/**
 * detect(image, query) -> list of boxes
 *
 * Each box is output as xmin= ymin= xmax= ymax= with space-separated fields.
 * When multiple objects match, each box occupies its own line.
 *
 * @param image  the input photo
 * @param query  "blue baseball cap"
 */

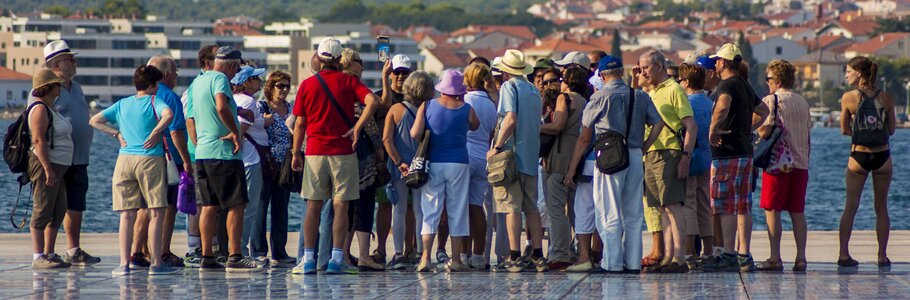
xmin=231 ymin=66 xmax=266 ymax=85
xmin=695 ymin=56 xmax=716 ymax=70
xmin=597 ymin=55 xmax=623 ymax=72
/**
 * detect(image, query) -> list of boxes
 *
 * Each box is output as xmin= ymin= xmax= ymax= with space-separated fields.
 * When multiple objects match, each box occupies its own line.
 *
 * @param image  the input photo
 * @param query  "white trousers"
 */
xmin=390 ymin=177 xmax=422 ymax=254
xmin=593 ymin=148 xmax=644 ymax=271
xmin=421 ymin=163 xmax=471 ymax=237
xmin=573 ymin=181 xmax=595 ymax=234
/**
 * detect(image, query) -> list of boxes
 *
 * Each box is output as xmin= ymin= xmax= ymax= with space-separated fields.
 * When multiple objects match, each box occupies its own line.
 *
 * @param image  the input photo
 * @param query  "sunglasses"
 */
xmin=275 ymin=83 xmax=291 ymax=90
xmin=543 ymin=78 xmax=561 ymax=85
xmin=765 ymin=77 xmax=775 ymax=82
xmin=392 ymin=70 xmax=411 ymax=76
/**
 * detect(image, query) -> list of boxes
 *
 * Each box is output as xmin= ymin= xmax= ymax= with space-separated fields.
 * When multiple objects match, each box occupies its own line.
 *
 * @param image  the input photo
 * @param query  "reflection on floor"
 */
xmin=1 ymin=257 xmax=908 ymax=299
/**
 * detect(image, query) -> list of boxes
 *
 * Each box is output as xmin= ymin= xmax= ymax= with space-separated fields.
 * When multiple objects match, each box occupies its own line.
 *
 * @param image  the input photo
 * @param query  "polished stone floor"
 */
xmin=1 ymin=257 xmax=908 ymax=299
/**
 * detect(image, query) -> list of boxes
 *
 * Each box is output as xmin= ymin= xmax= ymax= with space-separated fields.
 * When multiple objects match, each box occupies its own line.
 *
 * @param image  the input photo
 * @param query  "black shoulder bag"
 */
xmin=593 ymin=87 xmax=635 ymax=175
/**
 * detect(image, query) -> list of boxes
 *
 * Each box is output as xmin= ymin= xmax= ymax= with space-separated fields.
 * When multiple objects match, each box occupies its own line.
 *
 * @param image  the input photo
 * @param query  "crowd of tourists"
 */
xmin=18 ymin=37 xmax=896 ymax=275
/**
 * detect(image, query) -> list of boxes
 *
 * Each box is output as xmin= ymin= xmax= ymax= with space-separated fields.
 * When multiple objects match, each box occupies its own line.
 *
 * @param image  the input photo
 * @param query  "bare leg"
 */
xmin=646 ymin=232 xmax=664 ymax=261
xmin=592 ymin=232 xmax=603 ymax=252
xmin=839 ymin=158 xmax=867 ymax=261
xmin=526 ymin=212 xmax=544 ymax=249
xmin=147 ymin=207 xmax=166 ymax=267
xmin=303 ymin=200 xmax=324 ymax=249
xmin=505 ymin=213 xmax=522 ymax=252
xmin=665 ymin=204 xmax=686 ymax=263
xmin=437 ymin=213 xmax=449 ymax=253
xmin=118 ymin=210 xmax=137 ymax=266
xmin=162 ymin=204 xmax=177 ymax=255
xmin=469 ymin=205 xmax=486 ymax=256
xmin=199 ymin=206 xmax=218 ymax=257
xmin=226 ymin=204 xmax=246 ymax=256
xmin=63 ymin=210 xmax=83 ymax=251
xmin=574 ymin=234 xmax=592 ymax=264
xmin=871 ymin=159 xmax=892 ymax=263
xmin=701 ymin=236 xmax=714 ymax=256
xmin=737 ymin=213 xmax=753 ymax=255
xmin=31 ymin=227 xmax=45 ymax=255
xmin=451 ymin=237 xmax=464 ymax=264
xmin=375 ymin=203 xmax=392 ymax=256
xmin=720 ymin=215 xmax=737 ymax=254
xmin=406 ymin=205 xmax=416 ymax=254
xmin=43 ymin=227 xmax=59 ymax=255
xmin=765 ymin=210 xmax=782 ymax=261
xmin=332 ymin=200 xmax=349 ymax=249
xmin=661 ymin=211 xmax=673 ymax=265
xmin=131 ymin=209 xmax=149 ymax=257
xmin=420 ymin=234 xmax=436 ymax=266
xmin=790 ymin=212 xmax=807 ymax=261
xmin=713 ymin=215 xmax=724 ymax=249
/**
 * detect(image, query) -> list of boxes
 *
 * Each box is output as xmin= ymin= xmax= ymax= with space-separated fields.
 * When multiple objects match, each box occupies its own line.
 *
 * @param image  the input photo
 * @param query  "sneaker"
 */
xmin=162 ymin=253 xmax=185 ymax=268
xmin=111 ymin=265 xmax=130 ymax=276
xmin=738 ymin=254 xmax=756 ymax=272
xmin=46 ymin=254 xmax=72 ymax=268
xmin=271 ymin=257 xmax=297 ymax=268
xmin=685 ymin=256 xmax=697 ymax=270
xmin=129 ymin=253 xmax=150 ymax=269
xmin=446 ymin=261 xmax=471 ymax=272
xmin=702 ymin=254 xmax=739 ymax=272
xmin=184 ymin=248 xmax=202 ymax=268
xmin=65 ymin=249 xmax=101 ymax=266
xmin=467 ymin=255 xmax=486 ymax=270
xmin=149 ymin=265 xmax=182 ymax=275
xmin=388 ymin=253 xmax=409 ymax=270
xmin=226 ymin=256 xmax=265 ymax=273
xmin=199 ymin=257 xmax=225 ymax=272
xmin=216 ymin=255 xmax=228 ymax=264
xmin=254 ymin=256 xmax=270 ymax=268
xmin=370 ymin=249 xmax=387 ymax=265
xmin=327 ymin=260 xmax=358 ymax=275
xmin=520 ymin=245 xmax=532 ymax=262
xmin=528 ymin=256 xmax=549 ymax=272
xmin=491 ymin=261 xmax=506 ymax=272
xmin=32 ymin=255 xmax=65 ymax=269
xmin=504 ymin=258 xmax=525 ymax=273
xmin=661 ymin=262 xmax=690 ymax=273
xmin=358 ymin=257 xmax=386 ymax=272
xmin=292 ymin=260 xmax=316 ymax=275
xmin=694 ymin=255 xmax=713 ymax=270
xmin=565 ymin=261 xmax=592 ymax=273
xmin=435 ymin=251 xmax=450 ymax=270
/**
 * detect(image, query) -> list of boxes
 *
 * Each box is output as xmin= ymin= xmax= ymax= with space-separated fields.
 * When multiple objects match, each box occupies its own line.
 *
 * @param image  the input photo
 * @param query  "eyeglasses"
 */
xmin=543 ymin=78 xmax=561 ymax=85
xmin=392 ymin=70 xmax=411 ymax=76
xmin=275 ymin=83 xmax=290 ymax=90
xmin=765 ymin=77 xmax=775 ymax=82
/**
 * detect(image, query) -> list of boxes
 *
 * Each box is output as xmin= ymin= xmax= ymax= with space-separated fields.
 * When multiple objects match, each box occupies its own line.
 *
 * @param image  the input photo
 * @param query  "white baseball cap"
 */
xmin=391 ymin=54 xmax=412 ymax=71
xmin=317 ymin=38 xmax=342 ymax=60
xmin=554 ymin=51 xmax=591 ymax=70
xmin=43 ymin=40 xmax=78 ymax=64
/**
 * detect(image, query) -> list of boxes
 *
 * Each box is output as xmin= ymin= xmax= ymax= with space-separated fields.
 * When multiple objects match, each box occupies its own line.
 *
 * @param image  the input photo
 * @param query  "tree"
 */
xmin=611 ymin=29 xmax=622 ymax=59
xmin=44 ymin=5 xmax=71 ymax=17
xmin=324 ymin=0 xmax=368 ymax=21
xmin=100 ymin=0 xmax=145 ymax=18
xmin=262 ymin=5 xmax=298 ymax=24
xmin=872 ymin=18 xmax=910 ymax=36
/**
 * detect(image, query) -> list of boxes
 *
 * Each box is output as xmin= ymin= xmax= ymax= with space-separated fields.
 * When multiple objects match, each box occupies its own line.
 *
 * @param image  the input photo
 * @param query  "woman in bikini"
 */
xmin=837 ymin=56 xmax=895 ymax=267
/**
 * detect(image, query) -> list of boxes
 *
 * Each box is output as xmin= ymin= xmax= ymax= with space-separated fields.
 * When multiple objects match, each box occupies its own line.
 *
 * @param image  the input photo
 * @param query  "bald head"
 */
xmin=147 ymin=55 xmax=177 ymax=88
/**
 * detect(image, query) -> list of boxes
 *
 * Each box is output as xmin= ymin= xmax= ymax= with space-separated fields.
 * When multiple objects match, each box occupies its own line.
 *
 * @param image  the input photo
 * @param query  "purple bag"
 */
xmin=177 ymin=171 xmax=197 ymax=215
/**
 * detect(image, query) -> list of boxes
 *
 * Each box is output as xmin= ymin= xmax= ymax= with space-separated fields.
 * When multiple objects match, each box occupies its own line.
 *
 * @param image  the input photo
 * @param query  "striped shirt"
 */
xmin=762 ymin=90 xmax=811 ymax=170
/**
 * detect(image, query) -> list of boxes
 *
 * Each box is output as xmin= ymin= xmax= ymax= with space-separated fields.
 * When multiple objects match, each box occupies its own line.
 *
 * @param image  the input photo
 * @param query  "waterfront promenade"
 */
xmin=0 ymin=231 xmax=907 ymax=299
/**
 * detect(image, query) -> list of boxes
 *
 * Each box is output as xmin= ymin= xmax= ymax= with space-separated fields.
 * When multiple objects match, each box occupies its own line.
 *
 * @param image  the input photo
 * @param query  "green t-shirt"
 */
xmin=646 ymin=78 xmax=693 ymax=152
xmin=185 ymin=70 xmax=241 ymax=161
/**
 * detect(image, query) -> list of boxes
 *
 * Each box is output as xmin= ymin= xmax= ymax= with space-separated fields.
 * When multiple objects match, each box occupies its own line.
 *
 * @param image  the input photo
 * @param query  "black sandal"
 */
xmin=878 ymin=257 xmax=891 ymax=267
xmin=793 ymin=259 xmax=807 ymax=272
xmin=837 ymin=257 xmax=859 ymax=267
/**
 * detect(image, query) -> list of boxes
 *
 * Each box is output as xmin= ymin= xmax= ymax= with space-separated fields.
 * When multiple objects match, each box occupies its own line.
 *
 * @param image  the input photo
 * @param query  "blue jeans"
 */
xmin=260 ymin=177 xmax=291 ymax=260
xmin=240 ymin=163 xmax=265 ymax=257
xmin=296 ymin=198 xmax=333 ymax=267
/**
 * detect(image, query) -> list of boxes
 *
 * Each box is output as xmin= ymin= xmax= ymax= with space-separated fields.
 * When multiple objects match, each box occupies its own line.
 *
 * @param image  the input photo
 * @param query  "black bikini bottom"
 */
xmin=851 ymin=150 xmax=891 ymax=172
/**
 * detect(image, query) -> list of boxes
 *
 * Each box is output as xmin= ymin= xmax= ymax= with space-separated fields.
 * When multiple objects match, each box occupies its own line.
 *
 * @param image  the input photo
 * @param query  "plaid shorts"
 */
xmin=710 ymin=157 xmax=753 ymax=215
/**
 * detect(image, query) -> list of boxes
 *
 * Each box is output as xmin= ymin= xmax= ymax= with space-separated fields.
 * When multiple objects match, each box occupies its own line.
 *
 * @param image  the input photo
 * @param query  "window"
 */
xmin=74 ymin=75 xmax=108 ymax=85
xmin=168 ymin=40 xmax=201 ymax=51
xmin=21 ymin=91 xmax=27 ymax=99
xmin=113 ymin=40 xmax=145 ymax=50
xmin=111 ymin=58 xmax=142 ymax=68
xmin=6 ymin=91 xmax=11 ymax=100
xmin=76 ymin=57 xmax=109 ymax=68
xmin=111 ymin=76 xmax=134 ymax=86
xmin=67 ymin=39 xmax=97 ymax=49
xmin=33 ymin=59 xmax=38 ymax=65
xmin=775 ymin=46 xmax=783 ymax=55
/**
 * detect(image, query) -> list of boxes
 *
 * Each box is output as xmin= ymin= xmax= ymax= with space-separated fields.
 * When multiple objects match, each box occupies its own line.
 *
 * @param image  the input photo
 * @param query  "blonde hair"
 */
xmin=463 ymin=63 xmax=492 ymax=91
xmin=340 ymin=48 xmax=361 ymax=73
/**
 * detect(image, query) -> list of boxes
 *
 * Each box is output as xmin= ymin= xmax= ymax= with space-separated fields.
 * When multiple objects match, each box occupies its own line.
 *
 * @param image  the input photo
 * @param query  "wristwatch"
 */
xmin=494 ymin=146 xmax=503 ymax=151
xmin=681 ymin=151 xmax=690 ymax=156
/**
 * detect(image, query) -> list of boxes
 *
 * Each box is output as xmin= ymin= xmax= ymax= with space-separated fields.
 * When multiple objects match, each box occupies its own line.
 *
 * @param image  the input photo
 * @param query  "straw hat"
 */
xmin=33 ymin=69 xmax=65 ymax=90
xmin=493 ymin=49 xmax=533 ymax=76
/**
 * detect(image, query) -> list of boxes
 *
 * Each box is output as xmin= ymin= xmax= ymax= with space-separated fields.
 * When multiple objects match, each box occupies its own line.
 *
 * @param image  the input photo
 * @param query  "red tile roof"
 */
xmin=0 ymin=66 xmax=31 ymax=81
xmin=450 ymin=25 xmax=537 ymax=41
xmin=797 ymin=35 xmax=851 ymax=51
xmin=622 ymin=47 xmax=655 ymax=67
xmin=523 ymin=37 xmax=602 ymax=53
xmin=426 ymin=47 xmax=472 ymax=68
xmin=846 ymin=32 xmax=910 ymax=55
xmin=837 ymin=20 xmax=878 ymax=37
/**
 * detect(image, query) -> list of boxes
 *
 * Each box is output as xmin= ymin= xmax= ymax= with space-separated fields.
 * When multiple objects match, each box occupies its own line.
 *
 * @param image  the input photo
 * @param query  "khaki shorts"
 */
xmin=493 ymin=173 xmax=538 ymax=214
xmin=644 ymin=150 xmax=686 ymax=208
xmin=302 ymin=154 xmax=359 ymax=201
xmin=28 ymin=153 xmax=69 ymax=230
xmin=112 ymin=155 xmax=168 ymax=211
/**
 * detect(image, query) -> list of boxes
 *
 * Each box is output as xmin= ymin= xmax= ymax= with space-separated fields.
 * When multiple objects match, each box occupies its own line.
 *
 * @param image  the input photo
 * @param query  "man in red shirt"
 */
xmin=290 ymin=38 xmax=381 ymax=275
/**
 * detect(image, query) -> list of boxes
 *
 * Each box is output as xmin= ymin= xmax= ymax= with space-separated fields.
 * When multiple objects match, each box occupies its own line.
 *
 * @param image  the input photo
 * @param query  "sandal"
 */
xmin=640 ymin=256 xmax=662 ymax=267
xmin=837 ymin=257 xmax=859 ymax=267
xmin=793 ymin=258 xmax=807 ymax=272
xmin=755 ymin=259 xmax=783 ymax=272
xmin=878 ymin=257 xmax=891 ymax=267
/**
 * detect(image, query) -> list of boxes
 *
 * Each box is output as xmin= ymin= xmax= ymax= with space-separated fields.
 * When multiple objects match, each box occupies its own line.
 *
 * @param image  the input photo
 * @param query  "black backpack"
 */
xmin=3 ymin=101 xmax=54 ymax=174
xmin=851 ymin=90 xmax=889 ymax=147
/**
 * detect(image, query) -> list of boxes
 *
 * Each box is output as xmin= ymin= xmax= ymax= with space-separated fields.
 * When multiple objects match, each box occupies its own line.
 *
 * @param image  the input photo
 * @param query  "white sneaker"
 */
xmin=468 ymin=256 xmax=486 ymax=270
